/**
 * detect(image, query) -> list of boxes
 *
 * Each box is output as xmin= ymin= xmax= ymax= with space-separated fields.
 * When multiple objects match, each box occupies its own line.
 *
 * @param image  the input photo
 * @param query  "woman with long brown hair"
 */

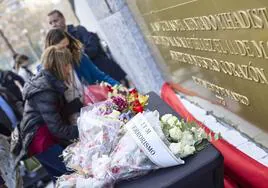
xmin=43 ymin=29 xmax=119 ymax=110
xmin=45 ymin=29 xmax=118 ymax=85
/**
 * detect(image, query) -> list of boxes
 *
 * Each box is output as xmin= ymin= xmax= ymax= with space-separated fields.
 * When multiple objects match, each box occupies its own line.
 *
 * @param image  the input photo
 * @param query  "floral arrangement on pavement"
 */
xmin=57 ymin=103 xmax=215 ymax=187
xmin=160 ymin=114 xmax=215 ymax=158
xmin=62 ymin=85 xmax=150 ymax=175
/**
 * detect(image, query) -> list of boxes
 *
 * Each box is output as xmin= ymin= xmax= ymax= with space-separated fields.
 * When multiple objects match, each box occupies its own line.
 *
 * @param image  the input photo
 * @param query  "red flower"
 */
xmin=130 ymin=88 xmax=139 ymax=98
xmin=107 ymin=85 xmax=113 ymax=92
xmin=111 ymin=167 xmax=120 ymax=174
xmin=133 ymin=105 xmax=144 ymax=113
xmin=129 ymin=88 xmax=137 ymax=94
xmin=132 ymin=99 xmax=141 ymax=106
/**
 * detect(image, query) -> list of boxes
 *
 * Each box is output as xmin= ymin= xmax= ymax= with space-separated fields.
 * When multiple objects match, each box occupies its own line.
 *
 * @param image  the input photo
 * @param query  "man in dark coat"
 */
xmin=47 ymin=10 xmax=129 ymax=87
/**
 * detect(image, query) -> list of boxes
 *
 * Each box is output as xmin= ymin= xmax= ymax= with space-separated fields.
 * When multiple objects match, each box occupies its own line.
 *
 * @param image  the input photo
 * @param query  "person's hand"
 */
xmin=14 ymin=80 xmax=23 ymax=92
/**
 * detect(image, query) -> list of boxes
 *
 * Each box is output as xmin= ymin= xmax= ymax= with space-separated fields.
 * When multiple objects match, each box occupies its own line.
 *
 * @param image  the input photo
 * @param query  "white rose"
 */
xmin=181 ymin=131 xmax=194 ymax=146
xmin=181 ymin=144 xmax=196 ymax=158
xmin=196 ymin=127 xmax=207 ymax=141
xmin=167 ymin=116 xmax=179 ymax=127
xmin=169 ymin=142 xmax=183 ymax=155
xmin=175 ymin=120 xmax=182 ymax=127
xmin=191 ymin=127 xmax=197 ymax=132
xmin=191 ymin=127 xmax=206 ymax=142
xmin=169 ymin=127 xmax=182 ymax=141
xmin=161 ymin=114 xmax=173 ymax=124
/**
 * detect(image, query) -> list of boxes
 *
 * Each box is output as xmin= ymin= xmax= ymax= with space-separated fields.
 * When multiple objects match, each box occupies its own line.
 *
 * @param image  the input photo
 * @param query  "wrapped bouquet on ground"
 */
xmin=57 ymin=87 xmax=215 ymax=188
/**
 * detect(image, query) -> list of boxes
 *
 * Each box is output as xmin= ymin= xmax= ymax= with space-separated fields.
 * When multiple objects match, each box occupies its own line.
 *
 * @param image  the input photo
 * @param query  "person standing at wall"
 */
xmin=47 ymin=9 xmax=130 ymax=87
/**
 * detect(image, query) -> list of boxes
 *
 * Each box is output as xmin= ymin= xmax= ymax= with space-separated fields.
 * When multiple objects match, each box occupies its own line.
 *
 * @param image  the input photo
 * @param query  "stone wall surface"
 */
xmin=83 ymin=0 xmax=164 ymax=93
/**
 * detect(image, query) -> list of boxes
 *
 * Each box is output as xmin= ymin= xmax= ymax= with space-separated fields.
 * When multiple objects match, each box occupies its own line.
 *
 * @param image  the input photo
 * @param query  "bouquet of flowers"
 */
xmin=57 ymin=103 xmax=213 ymax=188
xmin=102 ymin=83 xmax=149 ymax=114
xmin=83 ymin=82 xmax=149 ymax=115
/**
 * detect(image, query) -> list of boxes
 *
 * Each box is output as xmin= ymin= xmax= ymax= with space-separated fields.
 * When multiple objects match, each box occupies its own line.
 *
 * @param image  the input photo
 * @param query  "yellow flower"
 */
xmin=128 ymin=94 xmax=137 ymax=103
xmin=138 ymin=94 xmax=149 ymax=106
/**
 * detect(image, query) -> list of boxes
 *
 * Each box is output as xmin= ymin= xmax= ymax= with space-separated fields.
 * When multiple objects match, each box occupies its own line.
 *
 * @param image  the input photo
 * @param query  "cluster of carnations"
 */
xmin=103 ymin=83 xmax=149 ymax=114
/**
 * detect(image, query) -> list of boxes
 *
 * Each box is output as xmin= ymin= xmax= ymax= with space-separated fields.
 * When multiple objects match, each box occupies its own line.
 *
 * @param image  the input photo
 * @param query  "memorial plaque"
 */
xmin=126 ymin=0 xmax=268 ymax=146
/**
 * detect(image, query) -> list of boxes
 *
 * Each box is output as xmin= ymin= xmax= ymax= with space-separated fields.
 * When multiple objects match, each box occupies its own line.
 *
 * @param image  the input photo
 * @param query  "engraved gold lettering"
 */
xmin=224 ymin=40 xmax=237 ymax=55
xmin=249 ymin=9 xmax=264 ymax=28
xmin=248 ymin=62 xmax=260 ymax=82
xmin=168 ymin=20 xmax=180 ymax=31
xmin=235 ymin=40 xmax=247 ymax=56
xmin=239 ymin=95 xmax=250 ymax=105
xmin=224 ymin=12 xmax=237 ymax=29
xmin=170 ymin=50 xmax=178 ymax=61
xmin=232 ymin=12 xmax=244 ymax=28
xmin=215 ymin=14 xmax=228 ymax=29
xmin=242 ymin=40 xmax=255 ymax=57
xmin=258 ymin=8 xmax=268 ymax=28
xmin=251 ymin=40 xmax=268 ymax=59
xmin=175 ymin=19 xmax=187 ymax=31
xmin=150 ymin=22 xmax=160 ymax=32
xmin=183 ymin=19 xmax=194 ymax=30
xmin=242 ymin=64 xmax=253 ymax=81
xmin=227 ymin=62 xmax=241 ymax=77
xmin=151 ymin=34 xmax=268 ymax=60
xmin=193 ymin=17 xmax=206 ymax=30
xmin=255 ymin=68 xmax=268 ymax=84
xmin=192 ymin=76 xmax=250 ymax=106
xmin=221 ymin=61 xmax=233 ymax=75
xmin=170 ymin=50 xmax=268 ymax=84
xmin=150 ymin=8 xmax=268 ymax=32
xmin=236 ymin=64 xmax=248 ymax=80
xmin=214 ymin=39 xmax=226 ymax=53
xmin=206 ymin=15 xmax=218 ymax=30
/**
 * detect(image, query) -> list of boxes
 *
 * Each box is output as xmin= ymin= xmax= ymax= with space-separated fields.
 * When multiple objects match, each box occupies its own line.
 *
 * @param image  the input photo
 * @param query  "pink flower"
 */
xmin=111 ymin=167 xmax=120 ymax=174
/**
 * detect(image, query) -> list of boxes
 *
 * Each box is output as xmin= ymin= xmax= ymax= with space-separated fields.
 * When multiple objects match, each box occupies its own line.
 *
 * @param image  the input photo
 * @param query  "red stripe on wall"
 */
xmin=161 ymin=83 xmax=268 ymax=188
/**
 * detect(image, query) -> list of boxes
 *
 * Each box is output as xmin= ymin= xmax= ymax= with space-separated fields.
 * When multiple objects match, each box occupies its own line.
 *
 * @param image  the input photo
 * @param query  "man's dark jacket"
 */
xmin=67 ymin=25 xmax=127 ymax=81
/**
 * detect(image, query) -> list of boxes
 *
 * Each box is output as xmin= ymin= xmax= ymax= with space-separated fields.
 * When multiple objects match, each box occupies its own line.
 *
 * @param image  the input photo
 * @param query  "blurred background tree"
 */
xmin=0 ymin=0 xmax=79 ymax=70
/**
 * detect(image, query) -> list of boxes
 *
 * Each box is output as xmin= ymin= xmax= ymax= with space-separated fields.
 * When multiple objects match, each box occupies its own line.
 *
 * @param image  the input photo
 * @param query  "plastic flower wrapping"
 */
xmin=57 ymin=96 xmax=212 ymax=188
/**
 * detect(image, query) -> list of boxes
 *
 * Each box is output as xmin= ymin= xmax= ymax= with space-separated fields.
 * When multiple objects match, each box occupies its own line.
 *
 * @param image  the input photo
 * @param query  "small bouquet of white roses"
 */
xmin=161 ymin=114 xmax=218 ymax=158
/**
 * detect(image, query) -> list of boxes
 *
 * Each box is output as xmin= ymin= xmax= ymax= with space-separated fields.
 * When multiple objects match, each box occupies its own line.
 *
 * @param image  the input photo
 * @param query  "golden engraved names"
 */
xmin=150 ymin=7 xmax=268 ymax=32
xmin=128 ymin=0 xmax=268 ymax=133
xmin=170 ymin=50 xmax=268 ymax=84
xmin=192 ymin=76 xmax=250 ymax=106
xmin=150 ymin=36 xmax=268 ymax=59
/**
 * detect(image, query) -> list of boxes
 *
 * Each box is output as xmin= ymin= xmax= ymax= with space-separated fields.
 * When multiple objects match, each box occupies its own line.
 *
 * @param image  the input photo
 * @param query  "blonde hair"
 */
xmin=41 ymin=46 xmax=72 ymax=81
